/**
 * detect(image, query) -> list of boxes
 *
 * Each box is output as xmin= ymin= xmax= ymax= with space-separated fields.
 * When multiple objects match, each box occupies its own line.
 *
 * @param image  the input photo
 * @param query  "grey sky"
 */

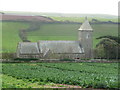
xmin=0 ymin=0 xmax=119 ymax=15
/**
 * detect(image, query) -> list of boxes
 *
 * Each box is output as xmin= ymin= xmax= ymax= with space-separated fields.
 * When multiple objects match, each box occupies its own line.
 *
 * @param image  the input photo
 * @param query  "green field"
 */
xmin=1 ymin=21 xmax=118 ymax=53
xmin=51 ymin=16 xmax=118 ymax=22
xmin=1 ymin=22 xmax=30 ymax=52
xmin=2 ymin=62 xmax=119 ymax=89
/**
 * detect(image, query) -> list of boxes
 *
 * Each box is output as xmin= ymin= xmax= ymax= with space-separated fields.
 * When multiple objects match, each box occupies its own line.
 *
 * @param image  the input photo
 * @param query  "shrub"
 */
xmin=2 ymin=53 xmax=15 ymax=59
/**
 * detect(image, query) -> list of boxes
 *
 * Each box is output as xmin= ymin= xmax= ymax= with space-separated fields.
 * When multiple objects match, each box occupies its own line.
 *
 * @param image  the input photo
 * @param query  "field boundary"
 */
xmin=0 ymin=59 xmax=119 ymax=63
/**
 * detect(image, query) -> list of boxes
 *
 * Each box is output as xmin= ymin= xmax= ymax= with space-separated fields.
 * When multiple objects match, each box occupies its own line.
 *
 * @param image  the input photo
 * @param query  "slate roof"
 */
xmin=17 ymin=42 xmax=40 ymax=54
xmin=38 ymin=41 xmax=84 ymax=54
xmin=78 ymin=17 xmax=93 ymax=31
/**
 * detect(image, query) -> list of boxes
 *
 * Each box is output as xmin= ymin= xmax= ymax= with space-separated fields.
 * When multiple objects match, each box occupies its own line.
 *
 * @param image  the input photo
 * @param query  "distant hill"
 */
xmin=0 ymin=13 xmax=54 ymax=22
xmin=0 ymin=11 xmax=118 ymax=23
xmin=0 ymin=11 xmax=117 ymax=18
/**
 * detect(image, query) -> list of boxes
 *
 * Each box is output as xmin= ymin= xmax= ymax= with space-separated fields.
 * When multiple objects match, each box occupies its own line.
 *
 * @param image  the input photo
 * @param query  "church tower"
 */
xmin=78 ymin=17 xmax=93 ymax=58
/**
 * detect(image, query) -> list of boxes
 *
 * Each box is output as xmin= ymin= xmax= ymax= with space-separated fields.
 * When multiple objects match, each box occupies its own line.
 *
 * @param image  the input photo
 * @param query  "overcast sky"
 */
xmin=0 ymin=0 xmax=119 ymax=16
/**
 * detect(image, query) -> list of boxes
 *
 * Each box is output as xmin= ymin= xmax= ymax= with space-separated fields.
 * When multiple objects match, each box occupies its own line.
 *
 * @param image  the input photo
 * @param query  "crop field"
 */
xmin=1 ymin=21 xmax=118 ymax=53
xmin=2 ymin=62 xmax=119 ymax=89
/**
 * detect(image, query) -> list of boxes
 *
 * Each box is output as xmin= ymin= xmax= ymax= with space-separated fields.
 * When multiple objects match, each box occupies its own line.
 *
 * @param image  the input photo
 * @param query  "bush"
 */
xmin=95 ymin=38 xmax=119 ymax=59
xmin=1 ymin=53 xmax=15 ymax=59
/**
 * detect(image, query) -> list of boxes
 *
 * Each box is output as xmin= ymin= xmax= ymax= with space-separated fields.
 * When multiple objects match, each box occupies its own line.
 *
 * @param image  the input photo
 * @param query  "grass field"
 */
xmin=1 ymin=21 xmax=118 ymax=53
xmin=2 ymin=62 xmax=119 ymax=89
xmin=51 ymin=17 xmax=118 ymax=22
xmin=1 ymin=22 xmax=30 ymax=52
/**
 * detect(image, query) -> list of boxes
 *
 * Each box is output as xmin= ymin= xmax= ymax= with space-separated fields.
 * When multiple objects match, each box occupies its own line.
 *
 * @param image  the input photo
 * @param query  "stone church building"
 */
xmin=16 ymin=17 xmax=93 ymax=59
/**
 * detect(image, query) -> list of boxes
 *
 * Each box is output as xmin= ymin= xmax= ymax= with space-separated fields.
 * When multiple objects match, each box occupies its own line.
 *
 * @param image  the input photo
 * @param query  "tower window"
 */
xmin=86 ymin=34 xmax=89 ymax=39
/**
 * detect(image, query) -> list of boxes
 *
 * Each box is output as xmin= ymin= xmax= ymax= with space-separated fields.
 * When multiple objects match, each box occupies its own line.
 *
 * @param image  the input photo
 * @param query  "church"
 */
xmin=16 ymin=17 xmax=93 ymax=59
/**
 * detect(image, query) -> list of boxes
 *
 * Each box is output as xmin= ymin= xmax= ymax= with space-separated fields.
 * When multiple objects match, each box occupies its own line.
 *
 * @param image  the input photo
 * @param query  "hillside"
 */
xmin=0 ymin=11 xmax=117 ymax=18
xmin=0 ymin=11 xmax=118 ymax=53
xmin=0 ymin=11 xmax=118 ymax=22
xmin=1 ymin=22 xmax=118 ymax=53
xmin=0 ymin=14 xmax=54 ymax=22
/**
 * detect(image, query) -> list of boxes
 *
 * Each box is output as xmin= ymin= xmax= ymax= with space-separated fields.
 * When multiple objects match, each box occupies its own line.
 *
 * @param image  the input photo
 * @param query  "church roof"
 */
xmin=17 ymin=42 xmax=40 ymax=54
xmin=78 ymin=17 xmax=93 ymax=31
xmin=38 ymin=40 xmax=84 ymax=54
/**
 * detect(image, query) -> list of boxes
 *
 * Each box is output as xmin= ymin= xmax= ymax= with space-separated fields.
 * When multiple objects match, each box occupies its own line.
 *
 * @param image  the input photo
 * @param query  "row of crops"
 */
xmin=2 ymin=63 xmax=119 ymax=89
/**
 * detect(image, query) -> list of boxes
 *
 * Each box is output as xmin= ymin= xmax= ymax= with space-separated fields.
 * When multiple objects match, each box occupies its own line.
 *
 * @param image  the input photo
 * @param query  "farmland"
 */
xmin=1 ymin=21 xmax=118 ymax=53
xmin=2 ymin=62 xmax=119 ymax=89
xmin=1 ymin=11 xmax=119 ymax=90
xmin=1 ymin=14 xmax=54 ymax=22
xmin=51 ymin=16 xmax=118 ymax=22
xmin=1 ymin=22 xmax=30 ymax=52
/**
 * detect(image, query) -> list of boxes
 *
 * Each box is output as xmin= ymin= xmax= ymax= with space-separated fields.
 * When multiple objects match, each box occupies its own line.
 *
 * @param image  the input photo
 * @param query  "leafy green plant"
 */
xmin=2 ymin=63 xmax=119 ymax=89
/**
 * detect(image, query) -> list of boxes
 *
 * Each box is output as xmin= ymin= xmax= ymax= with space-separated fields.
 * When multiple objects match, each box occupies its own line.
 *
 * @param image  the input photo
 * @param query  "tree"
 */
xmin=95 ymin=35 xmax=119 ymax=59
xmin=96 ymin=35 xmax=120 ymax=43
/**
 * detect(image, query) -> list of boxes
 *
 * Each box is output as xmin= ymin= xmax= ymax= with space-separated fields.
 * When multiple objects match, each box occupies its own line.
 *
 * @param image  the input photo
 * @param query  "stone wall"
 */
xmin=41 ymin=53 xmax=85 ymax=59
xmin=78 ymin=30 xmax=93 ymax=58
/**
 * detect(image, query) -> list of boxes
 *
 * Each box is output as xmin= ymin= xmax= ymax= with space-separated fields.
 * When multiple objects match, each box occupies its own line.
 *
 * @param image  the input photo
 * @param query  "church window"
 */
xmin=86 ymin=34 xmax=89 ymax=39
